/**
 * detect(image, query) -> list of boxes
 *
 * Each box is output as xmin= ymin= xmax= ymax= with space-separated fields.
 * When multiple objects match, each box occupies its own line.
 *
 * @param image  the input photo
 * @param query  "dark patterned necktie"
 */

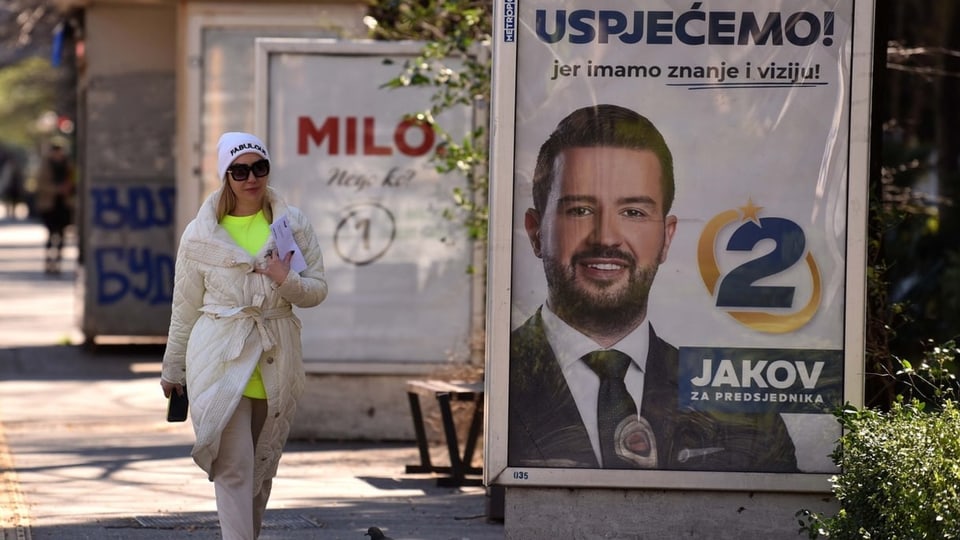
xmin=582 ymin=350 xmax=637 ymax=468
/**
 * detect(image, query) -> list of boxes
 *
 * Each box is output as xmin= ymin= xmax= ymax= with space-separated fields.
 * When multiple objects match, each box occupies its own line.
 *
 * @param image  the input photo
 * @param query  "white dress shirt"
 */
xmin=540 ymin=304 xmax=650 ymax=465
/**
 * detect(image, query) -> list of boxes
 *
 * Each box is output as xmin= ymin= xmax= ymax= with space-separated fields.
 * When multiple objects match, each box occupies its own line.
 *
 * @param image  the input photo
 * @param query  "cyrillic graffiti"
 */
xmin=94 ymin=246 xmax=174 ymax=305
xmin=91 ymin=185 xmax=174 ymax=229
xmin=90 ymin=185 xmax=175 ymax=305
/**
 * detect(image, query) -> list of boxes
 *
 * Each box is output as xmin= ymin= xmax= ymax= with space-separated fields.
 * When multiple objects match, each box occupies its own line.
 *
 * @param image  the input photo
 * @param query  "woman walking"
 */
xmin=160 ymin=132 xmax=328 ymax=539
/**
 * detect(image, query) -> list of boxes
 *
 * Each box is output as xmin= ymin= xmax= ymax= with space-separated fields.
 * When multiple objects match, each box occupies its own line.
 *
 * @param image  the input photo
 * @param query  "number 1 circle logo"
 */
xmin=334 ymin=202 xmax=396 ymax=266
xmin=697 ymin=199 xmax=822 ymax=333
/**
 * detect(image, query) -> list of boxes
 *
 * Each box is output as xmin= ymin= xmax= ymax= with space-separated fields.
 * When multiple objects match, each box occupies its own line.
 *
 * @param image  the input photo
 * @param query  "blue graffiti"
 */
xmin=95 ymin=247 xmax=174 ymax=305
xmin=90 ymin=185 xmax=176 ymax=306
xmin=91 ymin=186 xmax=175 ymax=230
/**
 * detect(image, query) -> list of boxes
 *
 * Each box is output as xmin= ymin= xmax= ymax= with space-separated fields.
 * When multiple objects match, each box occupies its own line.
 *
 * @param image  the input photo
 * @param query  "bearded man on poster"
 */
xmin=508 ymin=104 xmax=798 ymax=472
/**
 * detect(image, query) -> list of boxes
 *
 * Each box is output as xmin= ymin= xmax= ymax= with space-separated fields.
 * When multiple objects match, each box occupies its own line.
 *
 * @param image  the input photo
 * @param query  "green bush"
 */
xmin=798 ymin=400 xmax=960 ymax=539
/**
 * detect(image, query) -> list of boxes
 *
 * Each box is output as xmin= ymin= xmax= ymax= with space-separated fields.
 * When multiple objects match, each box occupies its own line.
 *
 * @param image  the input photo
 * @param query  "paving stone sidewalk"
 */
xmin=0 ymin=217 xmax=504 ymax=540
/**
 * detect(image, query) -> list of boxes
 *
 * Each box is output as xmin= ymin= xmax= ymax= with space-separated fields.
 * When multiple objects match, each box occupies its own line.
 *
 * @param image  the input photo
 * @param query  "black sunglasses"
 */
xmin=228 ymin=159 xmax=270 ymax=181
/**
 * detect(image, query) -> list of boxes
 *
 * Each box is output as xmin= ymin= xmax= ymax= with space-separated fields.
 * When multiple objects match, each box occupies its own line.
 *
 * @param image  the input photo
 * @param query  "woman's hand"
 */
xmin=161 ymin=379 xmax=185 ymax=399
xmin=255 ymin=249 xmax=292 ymax=284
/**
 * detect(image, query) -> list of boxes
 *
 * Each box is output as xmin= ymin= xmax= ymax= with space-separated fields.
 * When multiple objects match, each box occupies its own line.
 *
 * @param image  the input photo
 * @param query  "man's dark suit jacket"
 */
xmin=508 ymin=309 xmax=798 ymax=472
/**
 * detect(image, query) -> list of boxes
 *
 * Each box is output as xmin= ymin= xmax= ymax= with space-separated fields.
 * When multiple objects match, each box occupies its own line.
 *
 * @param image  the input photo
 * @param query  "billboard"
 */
xmin=485 ymin=1 xmax=874 ymax=491
xmin=254 ymin=39 xmax=477 ymax=370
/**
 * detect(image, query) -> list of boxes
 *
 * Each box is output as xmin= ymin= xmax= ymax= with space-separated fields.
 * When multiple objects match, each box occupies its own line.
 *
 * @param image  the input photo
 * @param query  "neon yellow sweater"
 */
xmin=220 ymin=210 xmax=270 ymax=399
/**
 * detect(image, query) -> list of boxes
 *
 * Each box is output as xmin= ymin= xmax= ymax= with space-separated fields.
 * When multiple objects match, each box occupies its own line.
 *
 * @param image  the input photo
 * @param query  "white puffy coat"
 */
xmin=161 ymin=187 xmax=327 ymax=494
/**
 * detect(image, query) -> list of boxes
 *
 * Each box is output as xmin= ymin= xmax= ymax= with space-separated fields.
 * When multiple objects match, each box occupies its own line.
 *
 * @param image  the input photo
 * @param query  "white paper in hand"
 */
xmin=270 ymin=214 xmax=308 ymax=273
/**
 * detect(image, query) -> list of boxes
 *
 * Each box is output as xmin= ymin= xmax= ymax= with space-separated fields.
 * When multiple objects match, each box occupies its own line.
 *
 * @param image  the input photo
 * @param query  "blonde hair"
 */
xmin=215 ymin=180 xmax=273 ymax=223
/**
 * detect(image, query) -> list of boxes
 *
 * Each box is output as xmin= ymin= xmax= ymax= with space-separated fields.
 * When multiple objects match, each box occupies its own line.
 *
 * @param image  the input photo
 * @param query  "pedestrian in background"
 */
xmin=1 ymin=145 xmax=26 ymax=219
xmin=160 ymin=131 xmax=328 ymax=540
xmin=34 ymin=139 xmax=75 ymax=274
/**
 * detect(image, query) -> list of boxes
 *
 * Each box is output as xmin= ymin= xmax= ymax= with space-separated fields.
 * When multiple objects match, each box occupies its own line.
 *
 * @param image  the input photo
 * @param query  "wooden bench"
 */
xmin=404 ymin=379 xmax=484 ymax=487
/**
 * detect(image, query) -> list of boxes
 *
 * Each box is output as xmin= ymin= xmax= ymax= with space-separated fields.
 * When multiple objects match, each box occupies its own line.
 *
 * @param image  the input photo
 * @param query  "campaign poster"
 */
xmin=254 ymin=39 xmax=476 ymax=369
xmin=485 ymin=1 xmax=874 ymax=491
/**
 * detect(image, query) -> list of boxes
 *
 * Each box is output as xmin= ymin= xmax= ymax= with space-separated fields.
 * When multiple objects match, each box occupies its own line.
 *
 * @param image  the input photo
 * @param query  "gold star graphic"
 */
xmin=739 ymin=198 xmax=763 ymax=225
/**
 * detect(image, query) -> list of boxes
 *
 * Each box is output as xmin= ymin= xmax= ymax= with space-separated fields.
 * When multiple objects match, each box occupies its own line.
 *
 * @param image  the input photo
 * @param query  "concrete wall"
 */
xmin=292 ymin=374 xmax=417 ymax=440
xmin=84 ymin=4 xmax=177 ymax=75
xmin=80 ymin=3 xmax=178 ymax=341
xmin=504 ymin=487 xmax=839 ymax=539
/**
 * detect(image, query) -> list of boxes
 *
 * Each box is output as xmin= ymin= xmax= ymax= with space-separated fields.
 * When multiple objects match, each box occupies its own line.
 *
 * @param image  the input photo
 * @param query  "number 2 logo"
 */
xmin=697 ymin=199 xmax=822 ymax=333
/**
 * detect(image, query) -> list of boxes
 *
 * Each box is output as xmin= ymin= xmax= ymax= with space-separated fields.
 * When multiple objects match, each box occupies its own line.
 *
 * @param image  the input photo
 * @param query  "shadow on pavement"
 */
xmin=0 ymin=344 xmax=164 ymax=381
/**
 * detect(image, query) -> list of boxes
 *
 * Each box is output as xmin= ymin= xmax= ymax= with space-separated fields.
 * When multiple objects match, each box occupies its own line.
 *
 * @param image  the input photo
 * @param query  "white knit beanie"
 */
xmin=216 ymin=132 xmax=270 ymax=181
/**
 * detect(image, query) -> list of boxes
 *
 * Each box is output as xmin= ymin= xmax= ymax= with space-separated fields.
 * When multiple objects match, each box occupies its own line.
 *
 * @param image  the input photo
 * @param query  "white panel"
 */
xmin=256 ymin=39 xmax=475 ymax=366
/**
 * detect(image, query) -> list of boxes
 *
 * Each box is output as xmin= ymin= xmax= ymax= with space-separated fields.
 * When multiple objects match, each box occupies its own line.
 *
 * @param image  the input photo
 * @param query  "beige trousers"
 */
xmin=213 ymin=397 xmax=270 ymax=540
